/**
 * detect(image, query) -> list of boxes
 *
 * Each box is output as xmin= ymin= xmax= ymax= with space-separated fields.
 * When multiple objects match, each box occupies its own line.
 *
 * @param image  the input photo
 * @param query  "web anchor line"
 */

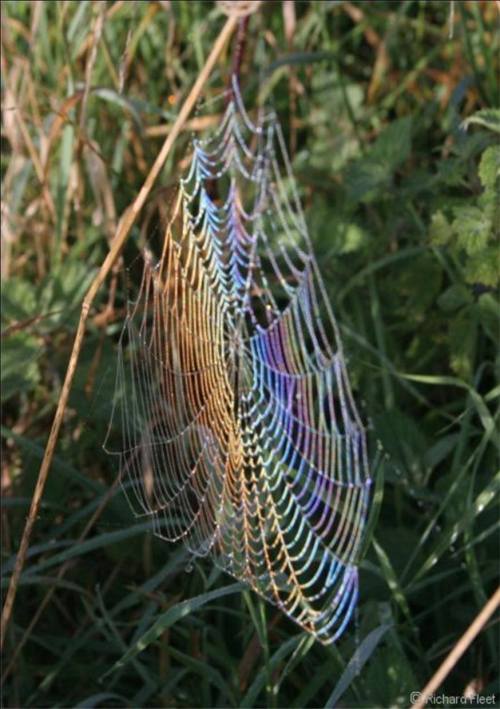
xmin=105 ymin=76 xmax=373 ymax=644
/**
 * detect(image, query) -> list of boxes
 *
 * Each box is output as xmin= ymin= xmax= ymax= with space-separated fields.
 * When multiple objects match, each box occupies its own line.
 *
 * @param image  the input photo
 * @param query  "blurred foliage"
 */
xmin=1 ymin=1 xmax=499 ymax=707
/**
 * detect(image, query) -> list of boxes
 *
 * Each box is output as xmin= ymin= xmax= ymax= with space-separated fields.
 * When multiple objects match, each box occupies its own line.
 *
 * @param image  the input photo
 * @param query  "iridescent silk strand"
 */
xmin=105 ymin=78 xmax=372 ymax=644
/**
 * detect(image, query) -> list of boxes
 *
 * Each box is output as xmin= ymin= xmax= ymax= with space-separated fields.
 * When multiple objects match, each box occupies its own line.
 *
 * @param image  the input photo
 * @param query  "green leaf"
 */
xmin=476 ymin=293 xmax=500 ymax=342
xmin=1 ymin=333 xmax=40 ymax=402
xmin=478 ymin=145 xmax=500 ymax=191
xmin=324 ymin=623 xmax=391 ymax=708
xmin=240 ymin=636 xmax=302 ymax=708
xmin=372 ymin=538 xmax=413 ymax=625
xmin=429 ymin=211 xmax=453 ymax=246
xmin=371 ymin=116 xmax=413 ymax=171
xmin=452 ymin=206 xmax=491 ymax=255
xmin=374 ymin=410 xmax=428 ymax=486
xmin=449 ymin=309 xmax=477 ymax=379
xmin=462 ymin=108 xmax=500 ymax=134
xmin=344 ymin=160 xmax=391 ymax=203
xmin=424 ymin=434 xmax=461 ymax=471
xmin=400 ymin=254 xmax=443 ymax=313
xmin=465 ymin=247 xmax=500 ymax=287
xmin=437 ymin=284 xmax=472 ymax=312
xmin=341 ymin=223 xmax=368 ymax=253
xmin=344 ymin=117 xmax=412 ymax=202
xmin=51 ymin=260 xmax=97 ymax=313
xmin=1 ymin=277 xmax=38 ymax=322
xmin=363 ymin=636 xmax=417 ymax=706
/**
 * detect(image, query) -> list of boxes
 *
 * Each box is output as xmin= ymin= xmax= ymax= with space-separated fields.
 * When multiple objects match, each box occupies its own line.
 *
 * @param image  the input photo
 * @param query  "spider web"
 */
xmin=105 ymin=77 xmax=372 ymax=644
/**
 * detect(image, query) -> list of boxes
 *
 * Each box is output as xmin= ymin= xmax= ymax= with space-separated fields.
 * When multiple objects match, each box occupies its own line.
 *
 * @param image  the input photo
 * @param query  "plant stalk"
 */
xmin=0 ymin=12 xmax=239 ymax=651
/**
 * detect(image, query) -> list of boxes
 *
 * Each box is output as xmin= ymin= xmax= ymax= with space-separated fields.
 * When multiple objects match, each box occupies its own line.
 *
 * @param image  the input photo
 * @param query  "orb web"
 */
xmin=105 ymin=77 xmax=372 ymax=644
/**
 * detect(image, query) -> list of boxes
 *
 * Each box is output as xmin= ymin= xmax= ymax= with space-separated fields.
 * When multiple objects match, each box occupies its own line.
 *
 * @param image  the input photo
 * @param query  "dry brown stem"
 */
xmin=413 ymin=587 xmax=500 ymax=709
xmin=0 ymin=12 xmax=239 ymax=651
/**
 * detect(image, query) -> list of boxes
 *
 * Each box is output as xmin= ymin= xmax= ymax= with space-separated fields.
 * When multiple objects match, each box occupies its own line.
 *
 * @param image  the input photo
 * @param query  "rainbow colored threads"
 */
xmin=106 ymin=77 xmax=373 ymax=644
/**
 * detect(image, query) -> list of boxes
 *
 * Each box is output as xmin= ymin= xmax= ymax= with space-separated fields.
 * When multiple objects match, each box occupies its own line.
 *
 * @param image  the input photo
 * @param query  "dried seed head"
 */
xmin=217 ymin=1 xmax=262 ymax=18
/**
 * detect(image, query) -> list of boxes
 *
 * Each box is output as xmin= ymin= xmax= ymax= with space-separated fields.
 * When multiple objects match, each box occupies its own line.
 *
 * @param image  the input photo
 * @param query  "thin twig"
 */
xmin=413 ymin=587 xmax=500 ymax=709
xmin=231 ymin=16 xmax=250 ymax=84
xmin=0 ymin=12 xmax=239 ymax=651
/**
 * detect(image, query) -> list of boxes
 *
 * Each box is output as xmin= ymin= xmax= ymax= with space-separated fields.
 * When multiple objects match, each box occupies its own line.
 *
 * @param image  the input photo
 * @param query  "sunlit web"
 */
xmin=105 ymin=77 xmax=372 ymax=644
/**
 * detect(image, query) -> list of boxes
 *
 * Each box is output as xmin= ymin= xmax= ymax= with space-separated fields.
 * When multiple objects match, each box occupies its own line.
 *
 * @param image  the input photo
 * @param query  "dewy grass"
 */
xmin=1 ymin=2 xmax=499 ymax=707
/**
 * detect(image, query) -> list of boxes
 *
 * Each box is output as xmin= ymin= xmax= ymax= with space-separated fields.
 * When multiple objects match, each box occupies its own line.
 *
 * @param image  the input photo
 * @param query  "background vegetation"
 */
xmin=1 ymin=1 xmax=499 ymax=707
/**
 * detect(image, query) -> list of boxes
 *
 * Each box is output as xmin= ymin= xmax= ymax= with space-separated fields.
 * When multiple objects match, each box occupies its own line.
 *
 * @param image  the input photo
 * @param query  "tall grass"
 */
xmin=2 ymin=2 xmax=499 ymax=707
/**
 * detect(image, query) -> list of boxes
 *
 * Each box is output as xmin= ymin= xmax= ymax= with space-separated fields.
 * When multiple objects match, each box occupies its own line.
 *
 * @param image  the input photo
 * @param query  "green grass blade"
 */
xmin=103 ymin=581 xmax=246 ymax=677
xmin=324 ymin=623 xmax=391 ymax=708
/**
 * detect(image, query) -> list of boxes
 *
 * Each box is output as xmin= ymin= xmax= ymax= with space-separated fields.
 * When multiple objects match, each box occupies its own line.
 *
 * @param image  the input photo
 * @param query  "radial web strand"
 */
xmin=105 ymin=77 xmax=373 ymax=644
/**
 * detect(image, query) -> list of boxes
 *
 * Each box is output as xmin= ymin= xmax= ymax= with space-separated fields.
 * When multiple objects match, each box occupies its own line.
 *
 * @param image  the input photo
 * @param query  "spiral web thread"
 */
xmin=105 ymin=77 xmax=372 ymax=644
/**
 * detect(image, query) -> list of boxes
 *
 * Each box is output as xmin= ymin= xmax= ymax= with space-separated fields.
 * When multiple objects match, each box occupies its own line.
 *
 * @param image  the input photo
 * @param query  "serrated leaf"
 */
xmin=462 ymin=108 xmax=500 ymax=134
xmin=478 ymin=145 xmax=500 ymax=191
xmin=465 ymin=247 xmax=500 ymax=288
xmin=344 ymin=160 xmax=390 ymax=203
xmin=371 ymin=116 xmax=413 ymax=171
xmin=343 ymin=117 xmax=412 ymax=202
